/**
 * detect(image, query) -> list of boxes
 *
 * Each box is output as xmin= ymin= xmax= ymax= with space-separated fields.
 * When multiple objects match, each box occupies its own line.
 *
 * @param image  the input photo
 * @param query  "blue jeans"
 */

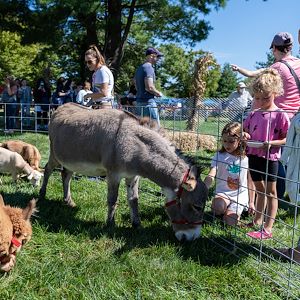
xmin=277 ymin=160 xmax=286 ymax=200
xmin=135 ymin=99 xmax=160 ymax=126
xmin=20 ymin=103 xmax=31 ymax=126
xmin=6 ymin=103 xmax=17 ymax=129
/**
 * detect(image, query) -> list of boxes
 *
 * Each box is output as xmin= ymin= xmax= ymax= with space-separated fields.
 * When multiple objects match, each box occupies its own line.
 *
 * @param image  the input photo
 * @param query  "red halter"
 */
xmin=0 ymin=236 xmax=21 ymax=263
xmin=165 ymin=169 xmax=203 ymax=226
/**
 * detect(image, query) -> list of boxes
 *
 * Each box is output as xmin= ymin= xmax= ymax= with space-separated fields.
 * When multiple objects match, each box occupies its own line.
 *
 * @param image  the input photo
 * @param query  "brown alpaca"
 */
xmin=0 ymin=195 xmax=37 ymax=272
xmin=0 ymin=140 xmax=42 ymax=171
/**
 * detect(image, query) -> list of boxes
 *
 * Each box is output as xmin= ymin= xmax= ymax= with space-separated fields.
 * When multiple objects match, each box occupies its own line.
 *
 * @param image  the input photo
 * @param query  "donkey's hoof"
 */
xmin=38 ymin=190 xmax=46 ymax=200
xmin=106 ymin=219 xmax=115 ymax=228
xmin=64 ymin=199 xmax=76 ymax=208
xmin=132 ymin=221 xmax=141 ymax=229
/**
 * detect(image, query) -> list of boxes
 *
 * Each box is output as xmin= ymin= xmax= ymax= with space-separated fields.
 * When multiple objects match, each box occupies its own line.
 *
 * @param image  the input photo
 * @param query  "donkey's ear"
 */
xmin=0 ymin=194 xmax=4 ymax=206
xmin=181 ymin=166 xmax=198 ymax=192
xmin=22 ymin=199 xmax=37 ymax=220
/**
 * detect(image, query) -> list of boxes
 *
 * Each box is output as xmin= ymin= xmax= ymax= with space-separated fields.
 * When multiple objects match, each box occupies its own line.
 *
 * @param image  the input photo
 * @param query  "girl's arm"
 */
xmin=204 ymin=167 xmax=216 ymax=189
xmin=263 ymin=138 xmax=286 ymax=149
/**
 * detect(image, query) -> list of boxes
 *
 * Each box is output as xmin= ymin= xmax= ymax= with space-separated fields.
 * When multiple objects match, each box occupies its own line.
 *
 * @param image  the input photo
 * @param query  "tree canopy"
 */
xmin=0 ymin=0 xmax=237 ymax=97
xmin=211 ymin=63 xmax=239 ymax=98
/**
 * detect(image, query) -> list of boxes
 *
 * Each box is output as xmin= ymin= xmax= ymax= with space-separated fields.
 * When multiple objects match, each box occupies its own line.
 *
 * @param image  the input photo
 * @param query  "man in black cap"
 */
xmin=134 ymin=47 xmax=164 ymax=125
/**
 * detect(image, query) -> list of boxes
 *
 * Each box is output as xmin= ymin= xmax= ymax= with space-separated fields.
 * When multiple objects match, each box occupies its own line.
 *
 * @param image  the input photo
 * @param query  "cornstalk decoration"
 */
xmin=187 ymin=53 xmax=216 ymax=131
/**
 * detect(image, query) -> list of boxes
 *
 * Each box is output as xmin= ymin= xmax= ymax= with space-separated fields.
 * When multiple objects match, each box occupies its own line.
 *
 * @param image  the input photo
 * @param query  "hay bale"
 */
xmin=164 ymin=130 xmax=217 ymax=152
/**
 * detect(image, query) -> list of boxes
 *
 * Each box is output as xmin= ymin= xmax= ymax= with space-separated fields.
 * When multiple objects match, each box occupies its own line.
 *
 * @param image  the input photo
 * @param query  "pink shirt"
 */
xmin=271 ymin=56 xmax=300 ymax=118
xmin=243 ymin=110 xmax=290 ymax=161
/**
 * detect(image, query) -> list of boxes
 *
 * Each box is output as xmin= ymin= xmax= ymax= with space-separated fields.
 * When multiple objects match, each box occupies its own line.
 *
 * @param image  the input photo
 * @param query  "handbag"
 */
xmin=280 ymin=60 xmax=300 ymax=93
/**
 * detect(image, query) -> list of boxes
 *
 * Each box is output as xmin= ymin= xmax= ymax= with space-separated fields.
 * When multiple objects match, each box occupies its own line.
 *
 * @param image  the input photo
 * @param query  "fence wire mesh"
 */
xmin=0 ymin=99 xmax=299 ymax=299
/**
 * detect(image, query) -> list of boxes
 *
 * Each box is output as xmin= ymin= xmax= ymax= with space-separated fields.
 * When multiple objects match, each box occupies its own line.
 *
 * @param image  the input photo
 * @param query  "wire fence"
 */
xmin=0 ymin=99 xmax=299 ymax=299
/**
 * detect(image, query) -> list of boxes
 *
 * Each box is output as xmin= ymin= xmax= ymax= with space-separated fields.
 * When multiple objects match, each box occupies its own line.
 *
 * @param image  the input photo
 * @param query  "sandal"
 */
xmin=246 ymin=227 xmax=272 ymax=240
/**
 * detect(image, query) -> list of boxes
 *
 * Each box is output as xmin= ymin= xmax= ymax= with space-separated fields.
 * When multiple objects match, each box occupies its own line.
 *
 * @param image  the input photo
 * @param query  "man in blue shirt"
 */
xmin=134 ymin=47 xmax=163 ymax=125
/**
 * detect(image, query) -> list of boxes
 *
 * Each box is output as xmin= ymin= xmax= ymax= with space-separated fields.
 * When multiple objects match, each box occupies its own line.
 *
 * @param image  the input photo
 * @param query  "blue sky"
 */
xmin=197 ymin=0 xmax=299 ymax=73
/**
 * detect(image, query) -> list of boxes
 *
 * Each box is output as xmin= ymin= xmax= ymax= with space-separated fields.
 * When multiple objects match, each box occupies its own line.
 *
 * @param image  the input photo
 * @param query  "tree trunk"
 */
xmin=77 ymin=12 xmax=99 ymax=83
xmin=104 ymin=0 xmax=122 ymax=64
xmin=187 ymin=54 xmax=214 ymax=131
xmin=104 ymin=0 xmax=136 ymax=80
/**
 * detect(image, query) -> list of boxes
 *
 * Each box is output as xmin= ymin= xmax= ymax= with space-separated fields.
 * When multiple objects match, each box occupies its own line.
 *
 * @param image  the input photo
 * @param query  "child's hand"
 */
xmin=262 ymin=141 xmax=271 ymax=150
xmin=242 ymin=132 xmax=251 ymax=140
xmin=248 ymin=202 xmax=256 ymax=215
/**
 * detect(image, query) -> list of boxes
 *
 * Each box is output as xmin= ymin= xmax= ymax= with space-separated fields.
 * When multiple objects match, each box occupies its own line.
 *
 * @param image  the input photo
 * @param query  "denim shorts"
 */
xmin=135 ymin=99 xmax=160 ymax=125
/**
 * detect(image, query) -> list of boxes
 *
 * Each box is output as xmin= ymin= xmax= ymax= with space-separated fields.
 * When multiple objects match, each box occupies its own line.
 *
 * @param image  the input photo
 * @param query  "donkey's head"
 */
xmin=165 ymin=166 xmax=208 ymax=241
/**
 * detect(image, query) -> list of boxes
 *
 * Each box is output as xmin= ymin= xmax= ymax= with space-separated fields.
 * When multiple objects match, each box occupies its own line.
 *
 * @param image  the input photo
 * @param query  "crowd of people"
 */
xmin=0 ymin=75 xmax=94 ymax=133
xmin=0 ymin=44 xmax=164 ymax=133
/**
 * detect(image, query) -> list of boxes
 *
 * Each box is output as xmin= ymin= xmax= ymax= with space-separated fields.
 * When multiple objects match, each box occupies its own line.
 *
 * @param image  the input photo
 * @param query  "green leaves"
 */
xmin=0 ymin=0 xmax=230 ymax=96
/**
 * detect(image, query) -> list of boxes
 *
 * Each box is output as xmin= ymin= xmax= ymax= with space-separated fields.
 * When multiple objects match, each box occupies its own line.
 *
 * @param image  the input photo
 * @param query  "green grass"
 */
xmin=0 ymin=132 xmax=299 ymax=299
xmin=160 ymin=116 xmax=230 ymax=137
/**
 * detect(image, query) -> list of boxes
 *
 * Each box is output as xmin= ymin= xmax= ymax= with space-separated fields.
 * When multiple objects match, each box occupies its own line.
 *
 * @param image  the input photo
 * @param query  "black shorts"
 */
xmin=248 ymin=155 xmax=278 ymax=182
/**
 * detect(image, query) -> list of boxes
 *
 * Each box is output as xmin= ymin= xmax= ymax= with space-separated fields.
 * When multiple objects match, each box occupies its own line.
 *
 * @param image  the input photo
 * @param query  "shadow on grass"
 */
xmin=33 ymin=195 xmax=264 ymax=267
xmin=1 ymin=190 xmax=286 ymax=268
xmin=1 ymin=190 xmax=39 ymax=207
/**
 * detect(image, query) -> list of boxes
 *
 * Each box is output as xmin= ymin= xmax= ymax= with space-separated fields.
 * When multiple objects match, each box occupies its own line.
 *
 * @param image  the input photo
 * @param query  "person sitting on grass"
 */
xmin=204 ymin=122 xmax=249 ymax=226
xmin=243 ymin=69 xmax=290 ymax=240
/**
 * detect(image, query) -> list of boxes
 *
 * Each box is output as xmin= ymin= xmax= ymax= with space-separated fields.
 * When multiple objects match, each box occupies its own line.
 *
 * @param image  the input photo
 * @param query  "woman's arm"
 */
xmin=84 ymin=83 xmax=109 ymax=101
xmin=4 ymin=78 xmax=14 ymax=96
xmin=231 ymin=64 xmax=265 ymax=78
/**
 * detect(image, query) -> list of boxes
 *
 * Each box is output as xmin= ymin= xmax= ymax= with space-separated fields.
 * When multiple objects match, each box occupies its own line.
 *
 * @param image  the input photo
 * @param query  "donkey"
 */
xmin=39 ymin=103 xmax=208 ymax=241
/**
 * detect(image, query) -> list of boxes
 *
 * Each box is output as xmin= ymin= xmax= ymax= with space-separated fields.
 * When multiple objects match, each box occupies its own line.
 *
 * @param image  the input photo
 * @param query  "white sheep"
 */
xmin=0 ymin=148 xmax=43 ymax=187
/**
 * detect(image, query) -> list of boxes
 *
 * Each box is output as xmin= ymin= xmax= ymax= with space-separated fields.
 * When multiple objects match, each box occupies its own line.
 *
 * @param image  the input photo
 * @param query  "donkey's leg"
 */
xmin=125 ymin=176 xmax=140 ymax=228
xmin=106 ymin=174 xmax=121 ymax=226
xmin=39 ymin=153 xmax=59 ymax=200
xmin=61 ymin=167 xmax=75 ymax=207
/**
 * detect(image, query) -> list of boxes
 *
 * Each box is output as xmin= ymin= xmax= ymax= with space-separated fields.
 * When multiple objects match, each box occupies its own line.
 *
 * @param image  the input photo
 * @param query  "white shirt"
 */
xmin=92 ymin=65 xmax=114 ymax=102
xmin=227 ymin=89 xmax=253 ymax=109
xmin=280 ymin=113 xmax=300 ymax=204
xmin=211 ymin=152 xmax=249 ymax=206
xmin=76 ymin=89 xmax=93 ymax=105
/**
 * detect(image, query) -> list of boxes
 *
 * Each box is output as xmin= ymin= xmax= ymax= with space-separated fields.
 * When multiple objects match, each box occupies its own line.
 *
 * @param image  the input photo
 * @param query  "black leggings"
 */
xmin=248 ymin=155 xmax=278 ymax=182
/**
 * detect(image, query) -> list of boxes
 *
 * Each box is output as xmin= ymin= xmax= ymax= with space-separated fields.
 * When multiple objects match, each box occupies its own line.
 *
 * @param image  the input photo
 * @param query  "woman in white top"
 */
xmin=84 ymin=45 xmax=114 ymax=108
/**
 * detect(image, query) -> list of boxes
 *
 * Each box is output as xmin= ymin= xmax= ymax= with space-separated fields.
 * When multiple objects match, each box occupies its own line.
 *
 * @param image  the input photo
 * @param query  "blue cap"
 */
xmin=145 ymin=47 xmax=163 ymax=57
xmin=270 ymin=32 xmax=293 ymax=49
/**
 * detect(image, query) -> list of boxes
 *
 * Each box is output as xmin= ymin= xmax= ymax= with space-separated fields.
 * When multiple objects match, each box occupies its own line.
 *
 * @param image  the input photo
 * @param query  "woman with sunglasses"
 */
xmin=84 ymin=45 xmax=114 ymax=108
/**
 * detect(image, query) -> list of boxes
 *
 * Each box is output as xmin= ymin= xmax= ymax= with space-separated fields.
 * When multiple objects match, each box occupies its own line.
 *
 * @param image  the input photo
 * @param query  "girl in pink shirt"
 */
xmin=243 ymin=69 xmax=290 ymax=239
